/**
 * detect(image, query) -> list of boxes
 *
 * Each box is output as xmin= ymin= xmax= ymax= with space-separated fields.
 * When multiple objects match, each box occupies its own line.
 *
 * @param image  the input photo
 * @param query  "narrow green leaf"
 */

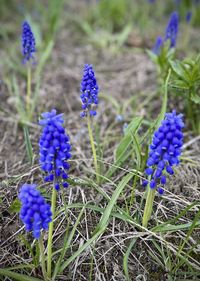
xmin=52 ymin=205 xmax=86 ymax=280
xmin=190 ymin=91 xmax=200 ymax=104
xmin=151 ymin=201 xmax=200 ymax=232
xmin=170 ymin=60 xmax=186 ymax=78
xmin=94 ymin=173 xmax=133 ymax=233
xmin=0 ymin=269 xmax=42 ymax=281
xmin=123 ymin=238 xmax=138 ymax=281
xmin=59 ymin=174 xmax=133 ymax=275
xmin=23 ymin=126 xmax=33 ymax=163
xmin=146 ymin=49 xmax=158 ymax=65
xmin=12 ymin=75 xmax=26 ymax=122
xmin=59 ymin=229 xmax=102 ymax=274
xmin=115 ymin=116 xmax=143 ymax=161
xmin=131 ymin=133 xmax=141 ymax=169
xmin=140 ymin=69 xmax=169 ymax=146
xmin=105 ymin=117 xmax=142 ymax=180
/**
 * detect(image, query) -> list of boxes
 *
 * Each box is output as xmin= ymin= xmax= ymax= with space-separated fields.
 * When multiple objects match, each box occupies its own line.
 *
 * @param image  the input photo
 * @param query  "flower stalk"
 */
xmin=38 ymin=235 xmax=49 ymax=281
xmin=47 ymin=187 xmax=57 ymax=278
xmin=26 ymin=65 xmax=31 ymax=118
xmin=87 ymin=114 xmax=100 ymax=184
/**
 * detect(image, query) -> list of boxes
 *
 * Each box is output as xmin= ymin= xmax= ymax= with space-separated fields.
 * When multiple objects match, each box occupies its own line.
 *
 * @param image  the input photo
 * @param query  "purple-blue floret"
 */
xmin=39 ymin=109 xmax=71 ymax=191
xmin=164 ymin=12 xmax=179 ymax=48
xmin=142 ymin=110 xmax=184 ymax=194
xmin=18 ymin=184 xmax=52 ymax=239
xmin=21 ymin=21 xmax=36 ymax=63
xmin=80 ymin=64 xmax=99 ymax=118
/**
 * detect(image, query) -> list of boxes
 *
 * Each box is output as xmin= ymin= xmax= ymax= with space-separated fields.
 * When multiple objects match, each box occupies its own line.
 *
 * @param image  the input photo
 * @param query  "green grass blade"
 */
xmin=123 ymin=238 xmax=138 ymax=281
xmin=0 ymin=269 xmax=43 ymax=281
xmin=23 ymin=126 xmax=33 ymax=163
xmin=115 ymin=116 xmax=143 ymax=161
xmin=172 ymin=208 xmax=200 ymax=272
xmin=11 ymin=75 xmax=26 ymax=122
xmin=105 ymin=117 xmax=143 ymax=180
xmin=52 ymin=205 xmax=86 ymax=280
xmin=58 ymin=174 xmax=133 ymax=274
xmin=140 ymin=69 xmax=170 ymax=145
xmin=59 ymin=229 xmax=103 ymax=274
xmin=151 ymin=201 xmax=200 ymax=232
xmin=94 ymin=173 xmax=133 ymax=234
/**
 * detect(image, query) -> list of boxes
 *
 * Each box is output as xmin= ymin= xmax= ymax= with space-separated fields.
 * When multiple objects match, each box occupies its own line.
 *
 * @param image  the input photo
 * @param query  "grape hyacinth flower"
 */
xmin=143 ymin=110 xmax=184 ymax=195
xmin=142 ymin=111 xmax=184 ymax=227
xmin=39 ymin=109 xmax=71 ymax=191
xmin=164 ymin=12 xmax=179 ymax=48
xmin=21 ymin=21 xmax=36 ymax=63
xmin=80 ymin=64 xmax=99 ymax=118
xmin=152 ymin=36 xmax=163 ymax=55
xmin=19 ymin=184 xmax=52 ymax=239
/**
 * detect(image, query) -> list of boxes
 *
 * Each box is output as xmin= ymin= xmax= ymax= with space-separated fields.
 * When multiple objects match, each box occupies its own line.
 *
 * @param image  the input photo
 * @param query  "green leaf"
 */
xmin=115 ymin=116 xmax=143 ymax=161
xmin=104 ymin=117 xmax=142 ymax=180
xmin=52 ymin=205 xmax=86 ymax=280
xmin=146 ymin=49 xmax=158 ymax=65
xmin=0 ymin=269 xmax=43 ymax=281
xmin=131 ymin=133 xmax=142 ymax=169
xmin=123 ymin=238 xmax=138 ymax=281
xmin=8 ymin=199 xmax=21 ymax=214
xmin=11 ymin=75 xmax=26 ymax=122
xmin=152 ymin=202 xmax=200 ymax=233
xmin=94 ymin=173 xmax=133 ymax=233
xmin=23 ymin=126 xmax=33 ymax=163
xmin=59 ymin=173 xmax=133 ymax=275
xmin=170 ymin=60 xmax=187 ymax=80
xmin=190 ymin=91 xmax=200 ymax=104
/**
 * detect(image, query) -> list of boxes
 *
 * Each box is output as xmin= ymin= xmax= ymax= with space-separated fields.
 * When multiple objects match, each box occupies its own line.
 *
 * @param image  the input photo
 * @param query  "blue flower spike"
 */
xmin=80 ymin=64 xmax=99 ymax=118
xmin=165 ymin=12 xmax=179 ymax=48
xmin=18 ymin=184 xmax=52 ymax=239
xmin=21 ymin=21 xmax=36 ymax=63
xmin=39 ymin=109 xmax=71 ymax=191
xmin=142 ymin=110 xmax=184 ymax=195
xmin=152 ymin=36 xmax=163 ymax=55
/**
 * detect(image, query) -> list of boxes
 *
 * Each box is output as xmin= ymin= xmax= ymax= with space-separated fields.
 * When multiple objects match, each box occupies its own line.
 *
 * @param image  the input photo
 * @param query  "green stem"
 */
xmin=26 ymin=65 xmax=31 ymax=119
xmin=47 ymin=187 xmax=57 ymax=278
xmin=38 ymin=235 xmax=49 ymax=281
xmin=87 ymin=115 xmax=100 ymax=183
xmin=142 ymin=185 xmax=156 ymax=228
